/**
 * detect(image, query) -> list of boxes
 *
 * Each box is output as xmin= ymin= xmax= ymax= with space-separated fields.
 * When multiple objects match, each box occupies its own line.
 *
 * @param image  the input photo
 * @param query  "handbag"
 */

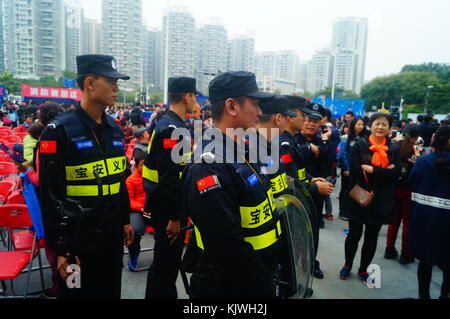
xmin=349 ymin=171 xmax=374 ymax=207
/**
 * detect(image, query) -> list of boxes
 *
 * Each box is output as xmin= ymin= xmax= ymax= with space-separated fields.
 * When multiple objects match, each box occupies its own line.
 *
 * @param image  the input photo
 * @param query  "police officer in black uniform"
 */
xmin=296 ymin=103 xmax=335 ymax=279
xmin=38 ymin=54 xmax=134 ymax=299
xmin=181 ymin=71 xmax=288 ymax=298
xmin=143 ymin=77 xmax=200 ymax=299
xmin=254 ymin=95 xmax=297 ymax=197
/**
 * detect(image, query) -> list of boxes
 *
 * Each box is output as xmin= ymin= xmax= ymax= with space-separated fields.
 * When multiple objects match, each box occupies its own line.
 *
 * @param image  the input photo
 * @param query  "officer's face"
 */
xmin=303 ymin=117 xmax=321 ymax=136
xmin=89 ymin=76 xmax=120 ymax=107
xmin=185 ymin=93 xmax=197 ymax=113
xmin=292 ymin=110 xmax=305 ymax=131
xmin=235 ymin=97 xmax=262 ymax=129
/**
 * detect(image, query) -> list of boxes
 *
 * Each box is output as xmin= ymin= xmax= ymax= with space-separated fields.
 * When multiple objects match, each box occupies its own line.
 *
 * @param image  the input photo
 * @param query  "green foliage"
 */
xmin=313 ymin=86 xmax=360 ymax=99
xmin=401 ymin=63 xmax=450 ymax=81
xmin=361 ymin=67 xmax=450 ymax=114
xmin=0 ymin=72 xmax=20 ymax=94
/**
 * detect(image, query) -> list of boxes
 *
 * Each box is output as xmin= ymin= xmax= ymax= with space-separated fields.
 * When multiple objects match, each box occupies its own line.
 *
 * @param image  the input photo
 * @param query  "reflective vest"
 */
xmin=193 ymin=150 xmax=282 ymax=252
xmin=142 ymin=112 xmax=191 ymax=195
xmin=56 ymin=111 xmax=127 ymax=205
xmin=280 ymin=131 xmax=309 ymax=183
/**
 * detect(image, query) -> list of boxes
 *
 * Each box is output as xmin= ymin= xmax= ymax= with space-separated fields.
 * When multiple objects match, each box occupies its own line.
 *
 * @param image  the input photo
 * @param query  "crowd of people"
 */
xmin=1 ymin=54 xmax=449 ymax=300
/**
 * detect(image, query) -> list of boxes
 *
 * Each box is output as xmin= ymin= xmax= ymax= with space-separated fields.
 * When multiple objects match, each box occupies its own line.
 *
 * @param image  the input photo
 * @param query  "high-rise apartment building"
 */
xmin=143 ymin=28 xmax=161 ymax=89
xmin=82 ymin=18 xmax=102 ymax=55
xmin=309 ymin=49 xmax=334 ymax=94
xmin=102 ymin=0 xmax=143 ymax=88
xmin=331 ymin=17 xmax=368 ymax=93
xmin=256 ymin=51 xmax=299 ymax=86
xmin=0 ymin=0 xmax=5 ymax=73
xmin=4 ymin=0 xmax=64 ymax=79
xmin=160 ymin=6 xmax=196 ymax=91
xmin=226 ymin=35 xmax=255 ymax=73
xmin=64 ymin=0 xmax=84 ymax=72
xmin=195 ymin=20 xmax=227 ymax=94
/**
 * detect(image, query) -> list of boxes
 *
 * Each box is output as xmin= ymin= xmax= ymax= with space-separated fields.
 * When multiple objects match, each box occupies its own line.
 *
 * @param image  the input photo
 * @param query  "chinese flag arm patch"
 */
xmin=281 ymin=153 xmax=293 ymax=164
xmin=163 ymin=138 xmax=178 ymax=149
xmin=196 ymin=175 xmax=221 ymax=194
xmin=40 ymin=140 xmax=57 ymax=154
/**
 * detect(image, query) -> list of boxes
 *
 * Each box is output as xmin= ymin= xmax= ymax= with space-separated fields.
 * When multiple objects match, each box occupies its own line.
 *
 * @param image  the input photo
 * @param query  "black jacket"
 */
xmin=348 ymin=137 xmax=401 ymax=225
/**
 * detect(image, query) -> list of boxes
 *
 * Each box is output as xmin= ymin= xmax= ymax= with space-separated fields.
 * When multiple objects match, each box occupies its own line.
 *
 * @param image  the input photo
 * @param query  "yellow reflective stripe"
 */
xmin=270 ymin=173 xmax=288 ymax=195
xmin=148 ymin=131 xmax=156 ymax=153
xmin=65 ymin=156 xmax=127 ymax=182
xmin=105 ymin=156 xmax=127 ymax=175
xmin=194 ymin=226 xmax=205 ymax=250
xmin=244 ymin=221 xmax=281 ymax=250
xmin=65 ymin=160 xmax=108 ymax=181
xmin=66 ymin=182 xmax=121 ymax=197
xmin=142 ymin=165 xmax=159 ymax=183
xmin=180 ymin=152 xmax=192 ymax=165
xmin=240 ymin=190 xmax=275 ymax=229
xmin=298 ymin=168 xmax=306 ymax=181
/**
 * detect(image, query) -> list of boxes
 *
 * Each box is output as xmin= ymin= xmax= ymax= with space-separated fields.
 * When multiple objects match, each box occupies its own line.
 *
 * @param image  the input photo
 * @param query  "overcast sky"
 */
xmin=81 ymin=0 xmax=450 ymax=81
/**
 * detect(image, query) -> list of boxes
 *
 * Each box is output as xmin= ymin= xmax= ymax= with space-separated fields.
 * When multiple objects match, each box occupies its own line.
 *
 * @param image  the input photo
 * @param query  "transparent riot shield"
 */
xmin=274 ymin=192 xmax=314 ymax=299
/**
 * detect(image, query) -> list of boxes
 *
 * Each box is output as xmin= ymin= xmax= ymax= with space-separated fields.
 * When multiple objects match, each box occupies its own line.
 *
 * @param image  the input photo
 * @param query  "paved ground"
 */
xmin=1 ymin=180 xmax=444 ymax=299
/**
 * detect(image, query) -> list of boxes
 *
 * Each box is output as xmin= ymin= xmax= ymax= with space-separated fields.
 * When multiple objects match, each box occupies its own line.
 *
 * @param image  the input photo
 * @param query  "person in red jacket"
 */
xmin=126 ymin=151 xmax=151 ymax=271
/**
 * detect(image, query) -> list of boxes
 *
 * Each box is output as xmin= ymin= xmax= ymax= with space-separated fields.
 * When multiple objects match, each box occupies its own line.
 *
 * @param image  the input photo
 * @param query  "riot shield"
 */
xmin=289 ymin=178 xmax=318 ymax=234
xmin=274 ymin=193 xmax=314 ymax=299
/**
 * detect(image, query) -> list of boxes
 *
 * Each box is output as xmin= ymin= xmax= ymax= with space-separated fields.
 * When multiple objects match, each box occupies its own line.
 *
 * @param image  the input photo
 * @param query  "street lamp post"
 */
xmin=424 ymin=85 xmax=434 ymax=114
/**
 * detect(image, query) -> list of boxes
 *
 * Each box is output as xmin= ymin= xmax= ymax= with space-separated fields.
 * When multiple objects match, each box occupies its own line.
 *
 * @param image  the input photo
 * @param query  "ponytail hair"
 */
xmin=432 ymin=125 xmax=450 ymax=176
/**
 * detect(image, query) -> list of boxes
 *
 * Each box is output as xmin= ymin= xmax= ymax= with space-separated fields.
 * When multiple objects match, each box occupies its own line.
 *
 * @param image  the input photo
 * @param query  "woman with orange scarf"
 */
xmin=339 ymin=113 xmax=401 ymax=286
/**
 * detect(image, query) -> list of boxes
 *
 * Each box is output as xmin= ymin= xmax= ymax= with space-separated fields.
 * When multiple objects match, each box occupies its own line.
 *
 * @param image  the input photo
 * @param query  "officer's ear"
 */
xmin=224 ymin=98 xmax=238 ymax=118
xmin=84 ymin=75 xmax=99 ymax=91
xmin=274 ymin=113 xmax=282 ymax=126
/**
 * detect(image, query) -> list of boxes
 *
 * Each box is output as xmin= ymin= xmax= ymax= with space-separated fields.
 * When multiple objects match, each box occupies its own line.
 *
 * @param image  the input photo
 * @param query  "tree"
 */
xmin=401 ymin=63 xmax=450 ymax=81
xmin=0 ymin=72 xmax=20 ymax=95
xmin=313 ymin=86 xmax=359 ymax=99
xmin=360 ymin=71 xmax=448 ymax=114
xmin=57 ymin=70 xmax=77 ymax=88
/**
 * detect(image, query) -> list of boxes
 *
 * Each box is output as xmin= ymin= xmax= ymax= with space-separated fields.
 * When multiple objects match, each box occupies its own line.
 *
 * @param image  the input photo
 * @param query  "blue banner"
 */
xmin=64 ymin=78 xmax=76 ymax=88
xmin=311 ymin=98 xmax=365 ymax=118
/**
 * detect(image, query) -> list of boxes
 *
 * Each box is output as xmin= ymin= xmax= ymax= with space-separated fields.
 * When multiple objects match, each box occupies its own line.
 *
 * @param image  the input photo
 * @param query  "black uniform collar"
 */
xmin=76 ymin=104 xmax=116 ymax=129
xmin=281 ymin=130 xmax=297 ymax=142
xmin=167 ymin=109 xmax=185 ymax=124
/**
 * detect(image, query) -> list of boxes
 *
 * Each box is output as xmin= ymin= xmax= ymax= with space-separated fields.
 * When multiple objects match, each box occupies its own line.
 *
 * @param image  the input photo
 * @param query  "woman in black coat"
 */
xmin=339 ymin=113 xmax=401 ymax=285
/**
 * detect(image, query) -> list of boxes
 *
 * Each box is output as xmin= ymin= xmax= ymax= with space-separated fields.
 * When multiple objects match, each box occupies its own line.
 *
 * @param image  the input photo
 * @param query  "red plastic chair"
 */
xmin=0 ymin=154 xmax=13 ymax=163
xmin=0 ymin=205 xmax=41 ymax=297
xmin=6 ymin=192 xmax=24 ymax=205
xmin=0 ymin=181 xmax=13 ymax=203
xmin=13 ymin=127 xmax=22 ymax=133
xmin=0 ymin=126 xmax=11 ymax=131
xmin=0 ymin=138 xmax=8 ymax=143
xmin=4 ymin=136 xmax=21 ymax=144
xmin=0 ymin=162 xmax=17 ymax=176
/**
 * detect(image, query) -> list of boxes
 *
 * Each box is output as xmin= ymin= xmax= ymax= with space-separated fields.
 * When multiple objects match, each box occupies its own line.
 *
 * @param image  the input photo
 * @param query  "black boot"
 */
xmin=384 ymin=247 xmax=398 ymax=259
xmin=399 ymin=254 xmax=415 ymax=264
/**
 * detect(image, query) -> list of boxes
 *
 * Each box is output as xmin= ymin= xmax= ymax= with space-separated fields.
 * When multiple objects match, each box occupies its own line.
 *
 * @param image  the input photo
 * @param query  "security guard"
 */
xmin=143 ymin=77 xmax=200 ymax=299
xmin=296 ymin=103 xmax=335 ymax=279
xmin=38 ymin=54 xmax=134 ymax=299
xmin=181 ymin=71 xmax=287 ymax=298
xmin=254 ymin=95 xmax=297 ymax=197
xmin=280 ymin=97 xmax=334 ymax=280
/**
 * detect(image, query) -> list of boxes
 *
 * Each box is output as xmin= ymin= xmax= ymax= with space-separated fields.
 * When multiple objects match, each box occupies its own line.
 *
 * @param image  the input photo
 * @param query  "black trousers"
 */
xmin=417 ymin=262 xmax=450 ymax=299
xmin=344 ymin=221 xmax=382 ymax=272
xmin=57 ymin=222 xmax=124 ymax=299
xmin=311 ymin=194 xmax=323 ymax=270
xmin=339 ymin=173 xmax=350 ymax=218
xmin=145 ymin=211 xmax=185 ymax=299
